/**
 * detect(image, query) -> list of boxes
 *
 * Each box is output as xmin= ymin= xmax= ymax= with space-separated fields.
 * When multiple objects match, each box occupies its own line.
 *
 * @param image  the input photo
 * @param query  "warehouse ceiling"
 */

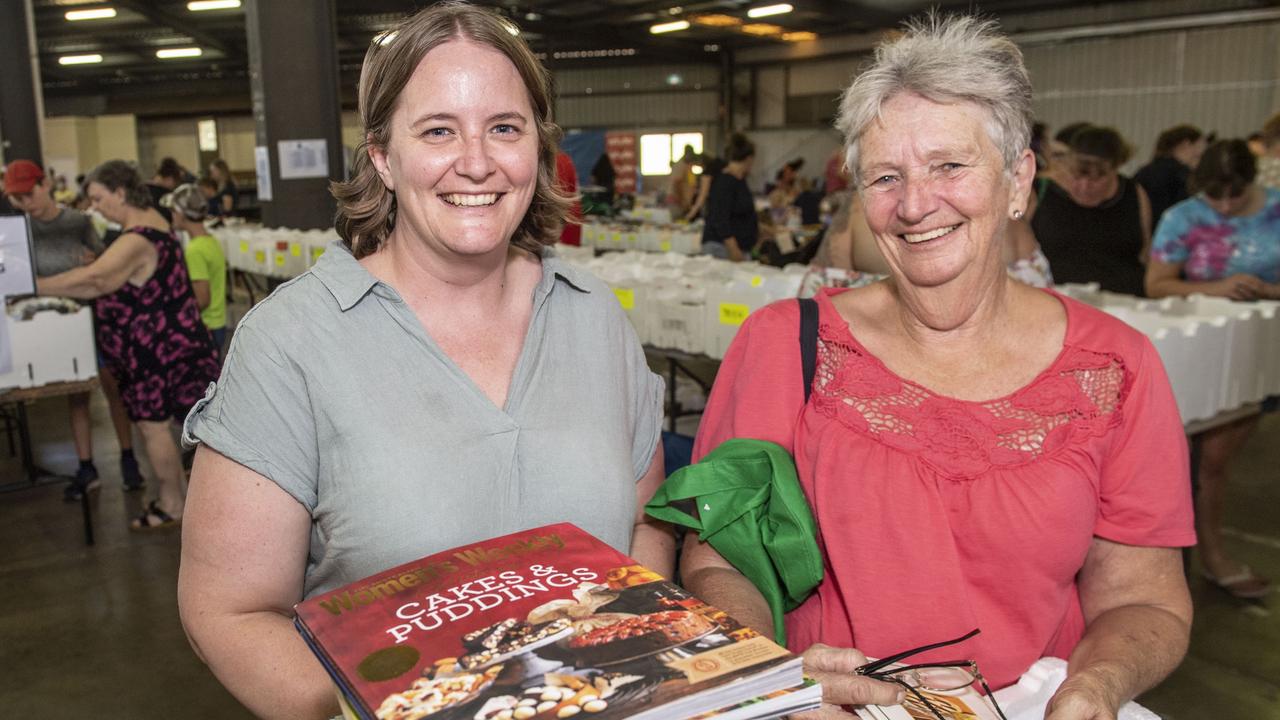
xmin=25 ymin=0 xmax=1253 ymax=116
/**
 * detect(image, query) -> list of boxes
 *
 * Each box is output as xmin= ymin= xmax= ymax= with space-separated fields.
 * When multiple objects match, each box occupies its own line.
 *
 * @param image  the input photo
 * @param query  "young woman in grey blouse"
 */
xmin=177 ymin=6 xmax=672 ymax=718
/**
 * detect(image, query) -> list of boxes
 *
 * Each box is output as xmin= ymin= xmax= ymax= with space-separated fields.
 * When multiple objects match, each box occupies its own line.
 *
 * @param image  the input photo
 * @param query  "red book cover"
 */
xmin=294 ymin=523 xmax=813 ymax=720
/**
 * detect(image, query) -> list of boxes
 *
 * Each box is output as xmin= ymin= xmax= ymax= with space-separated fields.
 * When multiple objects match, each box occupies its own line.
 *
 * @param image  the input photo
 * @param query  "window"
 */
xmin=639 ymin=132 xmax=704 ymax=176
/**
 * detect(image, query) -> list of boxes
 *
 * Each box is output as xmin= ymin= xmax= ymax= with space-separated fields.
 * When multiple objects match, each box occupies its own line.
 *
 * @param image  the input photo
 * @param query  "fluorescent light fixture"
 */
xmin=650 ymin=20 xmax=690 ymax=34
xmin=781 ymin=31 xmax=816 ymax=41
xmin=156 ymin=47 xmax=203 ymax=59
xmin=740 ymin=23 xmax=783 ymax=36
xmin=65 ymin=7 xmax=116 ymax=20
xmin=187 ymin=0 xmax=241 ymax=10
xmin=691 ymin=14 xmax=741 ymax=27
xmin=747 ymin=3 xmax=793 ymax=18
xmin=58 ymin=53 xmax=104 ymax=65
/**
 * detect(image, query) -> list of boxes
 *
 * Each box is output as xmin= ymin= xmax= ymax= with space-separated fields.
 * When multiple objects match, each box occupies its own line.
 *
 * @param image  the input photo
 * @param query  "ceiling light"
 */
xmin=65 ymin=7 xmax=116 ymax=20
xmin=691 ymin=14 xmax=741 ymax=27
xmin=747 ymin=4 xmax=793 ymax=18
xmin=781 ymin=31 xmax=816 ymax=41
xmin=650 ymin=20 xmax=690 ymax=34
xmin=667 ymin=74 xmax=682 ymax=85
xmin=187 ymin=0 xmax=241 ymax=10
xmin=524 ymin=11 xmax=541 ymax=20
xmin=740 ymin=23 xmax=784 ymax=35
xmin=156 ymin=47 xmax=203 ymax=59
xmin=58 ymin=53 xmax=104 ymax=65
xmin=704 ymin=43 xmax=720 ymax=51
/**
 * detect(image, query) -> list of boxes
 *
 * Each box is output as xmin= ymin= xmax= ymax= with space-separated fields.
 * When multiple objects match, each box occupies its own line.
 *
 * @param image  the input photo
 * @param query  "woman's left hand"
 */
xmin=1044 ymin=672 xmax=1120 ymax=720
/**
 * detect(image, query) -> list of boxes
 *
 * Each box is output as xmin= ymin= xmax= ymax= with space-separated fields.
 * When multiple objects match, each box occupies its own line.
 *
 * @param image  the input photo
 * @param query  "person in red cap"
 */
xmin=4 ymin=159 xmax=148 ymax=499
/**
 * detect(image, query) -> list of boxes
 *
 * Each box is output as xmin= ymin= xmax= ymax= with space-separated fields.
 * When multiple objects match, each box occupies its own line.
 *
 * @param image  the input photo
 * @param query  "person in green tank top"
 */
xmin=164 ymin=183 xmax=227 ymax=353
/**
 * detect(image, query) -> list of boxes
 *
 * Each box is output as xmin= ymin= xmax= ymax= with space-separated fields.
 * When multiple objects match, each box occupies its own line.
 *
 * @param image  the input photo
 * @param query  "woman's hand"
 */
xmin=1044 ymin=670 xmax=1121 ymax=720
xmin=792 ymin=643 xmax=905 ymax=718
xmin=1207 ymin=273 xmax=1268 ymax=300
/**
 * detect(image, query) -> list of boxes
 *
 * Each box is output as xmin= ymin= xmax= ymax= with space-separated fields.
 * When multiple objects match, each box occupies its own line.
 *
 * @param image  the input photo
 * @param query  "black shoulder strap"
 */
xmin=798 ymin=297 xmax=819 ymax=403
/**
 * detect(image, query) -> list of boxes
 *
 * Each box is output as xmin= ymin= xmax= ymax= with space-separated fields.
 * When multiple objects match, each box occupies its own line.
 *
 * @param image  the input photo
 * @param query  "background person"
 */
xmin=164 ymin=183 xmax=228 ymax=354
xmin=205 ymin=158 xmax=237 ymax=218
xmin=1134 ymin=124 xmax=1206 ymax=227
xmin=35 ymin=160 xmax=221 ymax=530
xmin=1255 ymin=112 xmax=1280 ymax=190
xmin=177 ymin=6 xmax=671 ymax=718
xmin=1032 ymin=125 xmax=1152 ymax=295
xmin=701 ymin=133 xmax=757 ymax=262
xmin=4 ymin=159 xmax=109 ymax=500
xmin=1146 ymin=139 xmax=1280 ymax=599
xmin=681 ymin=15 xmax=1193 ymax=720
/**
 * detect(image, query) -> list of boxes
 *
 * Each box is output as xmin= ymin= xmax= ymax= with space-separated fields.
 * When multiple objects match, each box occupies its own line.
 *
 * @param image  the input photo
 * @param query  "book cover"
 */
xmin=295 ymin=523 xmax=817 ymax=720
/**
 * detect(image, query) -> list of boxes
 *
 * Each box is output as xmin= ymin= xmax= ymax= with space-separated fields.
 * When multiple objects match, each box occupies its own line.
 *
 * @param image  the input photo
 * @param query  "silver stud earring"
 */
xmin=1012 ymin=209 xmax=1024 ymax=220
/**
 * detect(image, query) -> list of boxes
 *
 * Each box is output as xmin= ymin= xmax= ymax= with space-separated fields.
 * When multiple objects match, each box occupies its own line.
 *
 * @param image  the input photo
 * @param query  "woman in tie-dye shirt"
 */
xmin=1147 ymin=138 xmax=1280 ymax=600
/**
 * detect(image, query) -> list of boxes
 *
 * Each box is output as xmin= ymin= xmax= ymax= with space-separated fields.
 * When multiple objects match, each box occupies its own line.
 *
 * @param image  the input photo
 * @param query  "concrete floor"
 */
xmin=0 ymin=388 xmax=1276 ymax=717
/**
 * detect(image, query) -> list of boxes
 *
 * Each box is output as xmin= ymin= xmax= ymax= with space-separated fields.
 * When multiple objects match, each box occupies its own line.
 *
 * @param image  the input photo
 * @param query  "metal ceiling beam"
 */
xmin=113 ymin=0 xmax=240 ymax=54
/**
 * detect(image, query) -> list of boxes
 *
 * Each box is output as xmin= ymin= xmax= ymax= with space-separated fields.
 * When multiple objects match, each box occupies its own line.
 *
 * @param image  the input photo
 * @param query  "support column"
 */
xmin=0 ymin=0 xmax=44 ymax=165
xmin=245 ymin=0 xmax=344 ymax=230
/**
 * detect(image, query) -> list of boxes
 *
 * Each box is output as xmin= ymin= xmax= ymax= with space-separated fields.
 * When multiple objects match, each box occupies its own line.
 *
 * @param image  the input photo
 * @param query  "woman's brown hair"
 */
xmin=331 ymin=1 xmax=570 ymax=258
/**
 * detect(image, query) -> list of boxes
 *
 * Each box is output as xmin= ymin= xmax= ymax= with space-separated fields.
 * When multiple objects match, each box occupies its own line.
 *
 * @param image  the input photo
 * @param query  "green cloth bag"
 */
xmin=645 ymin=438 xmax=823 ymax=645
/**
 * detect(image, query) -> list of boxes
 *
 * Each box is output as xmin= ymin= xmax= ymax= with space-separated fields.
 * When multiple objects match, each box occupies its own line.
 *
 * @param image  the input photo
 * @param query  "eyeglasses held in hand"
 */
xmin=855 ymin=628 xmax=1010 ymax=720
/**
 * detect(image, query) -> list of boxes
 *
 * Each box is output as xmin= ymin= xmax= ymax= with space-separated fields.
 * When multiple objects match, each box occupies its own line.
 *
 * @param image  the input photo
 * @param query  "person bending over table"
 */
xmin=36 ymin=160 xmax=221 ymax=530
xmin=680 ymin=14 xmax=1194 ymax=720
xmin=1146 ymin=138 xmax=1280 ymax=600
xmin=177 ymin=5 xmax=671 ymax=719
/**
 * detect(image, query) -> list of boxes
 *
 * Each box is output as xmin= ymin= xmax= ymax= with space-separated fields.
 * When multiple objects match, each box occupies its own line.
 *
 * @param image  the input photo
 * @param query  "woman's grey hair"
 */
xmin=835 ymin=13 xmax=1032 ymax=184
xmin=86 ymin=160 xmax=152 ymax=209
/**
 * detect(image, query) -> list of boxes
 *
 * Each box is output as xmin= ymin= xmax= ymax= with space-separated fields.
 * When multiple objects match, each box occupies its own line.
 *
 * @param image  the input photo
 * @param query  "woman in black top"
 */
xmin=1030 ymin=125 xmax=1152 ymax=296
xmin=207 ymin=158 xmax=238 ymax=217
xmin=1134 ymin=124 xmax=1205 ymax=227
xmin=701 ymin=133 xmax=757 ymax=262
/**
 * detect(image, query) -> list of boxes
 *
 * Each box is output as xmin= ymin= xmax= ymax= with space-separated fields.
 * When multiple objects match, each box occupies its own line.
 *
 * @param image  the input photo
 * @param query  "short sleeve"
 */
xmin=1150 ymin=203 xmax=1192 ymax=265
xmin=1094 ymin=338 xmax=1196 ymax=547
xmin=693 ymin=301 xmax=806 ymax=461
xmin=186 ymin=244 xmax=211 ymax=282
xmin=181 ymin=322 xmax=320 ymax=511
xmin=81 ymin=216 xmax=104 ymax=255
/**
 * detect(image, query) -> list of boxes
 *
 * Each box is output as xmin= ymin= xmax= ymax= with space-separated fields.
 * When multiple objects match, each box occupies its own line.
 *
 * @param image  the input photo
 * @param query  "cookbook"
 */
xmin=295 ymin=523 xmax=821 ymax=720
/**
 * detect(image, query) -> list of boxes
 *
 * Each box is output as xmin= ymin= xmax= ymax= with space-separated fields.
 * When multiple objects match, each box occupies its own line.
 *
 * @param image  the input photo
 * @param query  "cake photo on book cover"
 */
xmin=294 ymin=523 xmax=821 ymax=720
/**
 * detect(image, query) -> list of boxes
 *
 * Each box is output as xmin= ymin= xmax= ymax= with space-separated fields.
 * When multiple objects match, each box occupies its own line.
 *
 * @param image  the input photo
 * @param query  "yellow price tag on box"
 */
xmin=660 ymin=240 xmax=672 ymax=252
xmin=312 ymin=246 xmax=325 ymax=261
xmin=613 ymin=288 xmax=635 ymax=310
xmin=239 ymin=241 xmax=249 ymax=253
xmin=750 ymin=275 xmax=764 ymax=288
xmin=254 ymin=250 xmax=266 ymax=264
xmin=275 ymin=254 xmax=285 ymax=267
xmin=290 ymin=243 xmax=302 ymax=257
xmin=611 ymin=232 xmax=621 ymax=245
xmin=719 ymin=303 xmax=750 ymax=326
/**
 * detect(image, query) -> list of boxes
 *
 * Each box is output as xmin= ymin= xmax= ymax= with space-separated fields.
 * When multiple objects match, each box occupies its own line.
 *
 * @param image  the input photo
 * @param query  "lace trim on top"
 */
xmin=811 ymin=321 xmax=1130 ymax=480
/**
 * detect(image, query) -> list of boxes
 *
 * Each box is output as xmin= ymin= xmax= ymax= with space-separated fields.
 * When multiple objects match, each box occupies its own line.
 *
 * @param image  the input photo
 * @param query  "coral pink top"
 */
xmin=692 ymin=288 xmax=1195 ymax=689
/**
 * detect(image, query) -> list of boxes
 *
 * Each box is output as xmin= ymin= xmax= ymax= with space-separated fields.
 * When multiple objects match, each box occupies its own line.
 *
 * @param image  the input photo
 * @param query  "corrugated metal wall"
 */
xmin=553 ymin=64 xmax=720 ymax=128
xmin=1026 ymin=21 xmax=1280 ymax=170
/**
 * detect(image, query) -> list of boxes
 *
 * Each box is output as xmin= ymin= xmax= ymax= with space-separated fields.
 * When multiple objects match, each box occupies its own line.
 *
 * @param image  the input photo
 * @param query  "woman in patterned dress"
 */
xmin=681 ymin=15 xmax=1194 ymax=720
xmin=37 ymin=160 xmax=221 ymax=530
xmin=1147 ymin=139 xmax=1280 ymax=599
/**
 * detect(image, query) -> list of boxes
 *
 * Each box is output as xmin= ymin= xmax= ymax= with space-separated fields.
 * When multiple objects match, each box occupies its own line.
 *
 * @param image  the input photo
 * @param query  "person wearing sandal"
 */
xmin=1147 ymin=139 xmax=1280 ymax=600
xmin=36 ymin=160 xmax=221 ymax=532
xmin=176 ymin=6 xmax=672 ymax=719
xmin=680 ymin=15 xmax=1195 ymax=720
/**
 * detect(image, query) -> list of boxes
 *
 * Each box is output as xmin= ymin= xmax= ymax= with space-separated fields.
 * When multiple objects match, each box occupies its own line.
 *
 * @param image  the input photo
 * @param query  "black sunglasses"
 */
xmin=855 ymin=628 xmax=1009 ymax=720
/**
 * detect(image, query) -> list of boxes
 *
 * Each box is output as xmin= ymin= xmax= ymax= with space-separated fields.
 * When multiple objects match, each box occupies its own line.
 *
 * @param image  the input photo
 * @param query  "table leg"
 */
xmin=16 ymin=401 xmax=37 ymax=484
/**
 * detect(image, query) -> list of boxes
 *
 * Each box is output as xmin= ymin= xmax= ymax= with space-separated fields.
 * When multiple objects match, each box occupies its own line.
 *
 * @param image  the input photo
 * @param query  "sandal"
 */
xmin=130 ymin=501 xmax=181 ymax=531
xmin=1203 ymin=565 xmax=1272 ymax=600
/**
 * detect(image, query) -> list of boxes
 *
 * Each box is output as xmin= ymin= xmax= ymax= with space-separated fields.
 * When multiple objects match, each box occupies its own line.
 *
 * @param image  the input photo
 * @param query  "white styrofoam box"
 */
xmin=649 ymin=282 xmax=708 ymax=355
xmin=1143 ymin=295 xmax=1263 ymax=412
xmin=625 ymin=207 xmax=673 ymax=225
xmin=1255 ymin=300 xmax=1280 ymax=397
xmin=0 ymin=306 xmax=98 ymax=390
xmin=1105 ymin=307 xmax=1217 ymax=422
xmin=703 ymin=268 xmax=788 ymax=359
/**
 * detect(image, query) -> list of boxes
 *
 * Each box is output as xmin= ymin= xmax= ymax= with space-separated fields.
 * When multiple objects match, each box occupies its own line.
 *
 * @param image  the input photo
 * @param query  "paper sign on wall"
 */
xmin=277 ymin=139 xmax=329 ymax=180
xmin=255 ymin=146 xmax=273 ymax=200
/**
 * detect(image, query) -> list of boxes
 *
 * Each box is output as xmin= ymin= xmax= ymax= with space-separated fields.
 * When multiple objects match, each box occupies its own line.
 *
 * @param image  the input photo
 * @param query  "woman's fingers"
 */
xmin=802 ymin=644 xmax=906 ymax=707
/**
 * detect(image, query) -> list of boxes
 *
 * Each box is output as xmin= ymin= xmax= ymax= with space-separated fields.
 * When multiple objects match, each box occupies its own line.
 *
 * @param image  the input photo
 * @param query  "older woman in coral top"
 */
xmin=680 ymin=15 xmax=1194 ymax=720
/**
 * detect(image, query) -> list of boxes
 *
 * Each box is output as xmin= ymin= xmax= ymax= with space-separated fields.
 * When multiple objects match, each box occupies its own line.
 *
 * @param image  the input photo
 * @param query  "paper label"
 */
xmin=750 ymin=275 xmax=764 ymax=288
xmin=660 ymin=240 xmax=672 ymax=252
xmin=312 ymin=246 xmax=325 ymax=261
xmin=255 ymin=250 xmax=266 ymax=264
xmin=668 ymin=636 xmax=790 ymax=684
xmin=239 ymin=241 xmax=249 ymax=253
xmin=719 ymin=303 xmax=750 ymax=326
xmin=275 ymin=254 xmax=285 ymax=267
xmin=291 ymin=243 xmax=302 ymax=257
xmin=613 ymin=288 xmax=635 ymax=310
